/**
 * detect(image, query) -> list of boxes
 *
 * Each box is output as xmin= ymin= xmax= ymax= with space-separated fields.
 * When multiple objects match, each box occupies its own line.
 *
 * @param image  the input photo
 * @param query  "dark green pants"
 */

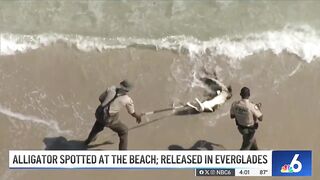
xmin=85 ymin=115 xmax=128 ymax=150
xmin=238 ymin=126 xmax=258 ymax=150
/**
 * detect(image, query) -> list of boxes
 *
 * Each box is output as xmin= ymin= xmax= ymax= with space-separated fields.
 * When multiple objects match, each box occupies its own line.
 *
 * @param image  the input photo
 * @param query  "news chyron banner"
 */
xmin=9 ymin=150 xmax=311 ymax=177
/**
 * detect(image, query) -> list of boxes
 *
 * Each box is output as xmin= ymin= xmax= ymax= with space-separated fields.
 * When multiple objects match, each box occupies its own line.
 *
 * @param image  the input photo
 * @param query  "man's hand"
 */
xmin=136 ymin=115 xmax=142 ymax=124
xmin=131 ymin=112 xmax=142 ymax=124
xmin=256 ymin=103 xmax=262 ymax=110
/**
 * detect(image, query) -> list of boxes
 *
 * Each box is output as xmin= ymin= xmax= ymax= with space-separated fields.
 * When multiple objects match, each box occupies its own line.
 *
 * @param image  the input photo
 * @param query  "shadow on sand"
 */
xmin=168 ymin=140 xmax=226 ymax=150
xmin=43 ymin=136 xmax=113 ymax=150
xmin=174 ymin=107 xmax=200 ymax=116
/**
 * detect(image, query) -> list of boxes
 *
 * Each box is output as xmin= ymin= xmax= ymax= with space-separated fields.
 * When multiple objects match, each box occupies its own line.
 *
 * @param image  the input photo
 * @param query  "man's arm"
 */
xmin=253 ymin=103 xmax=263 ymax=122
xmin=99 ymin=86 xmax=117 ymax=104
xmin=230 ymin=102 xmax=240 ymax=127
xmin=101 ymin=86 xmax=118 ymax=106
xmin=230 ymin=102 xmax=235 ymax=119
xmin=130 ymin=112 xmax=141 ymax=124
xmin=99 ymin=90 xmax=108 ymax=103
xmin=126 ymin=97 xmax=142 ymax=124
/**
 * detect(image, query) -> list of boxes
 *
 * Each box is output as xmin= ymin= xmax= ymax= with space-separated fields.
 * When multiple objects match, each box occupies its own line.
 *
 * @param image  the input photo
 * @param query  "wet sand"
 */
xmin=0 ymin=46 xmax=319 ymax=180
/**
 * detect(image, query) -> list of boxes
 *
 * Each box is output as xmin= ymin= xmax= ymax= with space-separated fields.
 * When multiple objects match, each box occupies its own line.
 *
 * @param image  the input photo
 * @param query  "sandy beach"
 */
xmin=0 ymin=45 xmax=319 ymax=180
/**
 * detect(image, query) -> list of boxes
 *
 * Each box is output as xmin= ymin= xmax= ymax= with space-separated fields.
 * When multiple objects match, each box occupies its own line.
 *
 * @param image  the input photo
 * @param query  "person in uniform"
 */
xmin=230 ymin=87 xmax=263 ymax=150
xmin=84 ymin=80 xmax=142 ymax=150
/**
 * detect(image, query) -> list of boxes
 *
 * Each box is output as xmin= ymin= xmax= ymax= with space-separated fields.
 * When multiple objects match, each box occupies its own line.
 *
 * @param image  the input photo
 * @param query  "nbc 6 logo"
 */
xmin=273 ymin=150 xmax=311 ymax=176
xmin=290 ymin=154 xmax=302 ymax=173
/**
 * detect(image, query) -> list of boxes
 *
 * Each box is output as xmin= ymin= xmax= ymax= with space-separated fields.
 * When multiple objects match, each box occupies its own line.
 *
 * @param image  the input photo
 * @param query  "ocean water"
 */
xmin=1 ymin=1 xmax=320 ymax=180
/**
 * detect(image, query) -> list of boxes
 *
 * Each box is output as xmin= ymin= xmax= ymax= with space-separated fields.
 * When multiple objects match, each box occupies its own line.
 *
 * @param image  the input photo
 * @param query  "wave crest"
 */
xmin=1 ymin=24 xmax=319 ymax=63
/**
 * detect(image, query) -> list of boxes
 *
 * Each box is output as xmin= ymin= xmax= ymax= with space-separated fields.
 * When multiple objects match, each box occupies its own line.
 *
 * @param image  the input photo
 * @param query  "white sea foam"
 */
xmin=1 ymin=24 xmax=320 ymax=63
xmin=0 ymin=104 xmax=71 ymax=135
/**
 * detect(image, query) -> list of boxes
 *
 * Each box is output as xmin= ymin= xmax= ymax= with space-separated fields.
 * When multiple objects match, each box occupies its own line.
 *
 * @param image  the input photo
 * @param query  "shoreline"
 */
xmin=0 ymin=45 xmax=319 ymax=179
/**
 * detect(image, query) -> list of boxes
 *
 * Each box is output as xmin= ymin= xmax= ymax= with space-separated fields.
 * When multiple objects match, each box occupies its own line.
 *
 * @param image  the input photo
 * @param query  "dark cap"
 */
xmin=119 ymin=80 xmax=133 ymax=92
xmin=240 ymin=87 xmax=250 ymax=99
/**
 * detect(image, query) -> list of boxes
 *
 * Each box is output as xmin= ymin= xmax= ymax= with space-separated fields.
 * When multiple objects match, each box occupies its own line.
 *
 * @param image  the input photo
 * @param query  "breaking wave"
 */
xmin=1 ymin=24 xmax=319 ymax=63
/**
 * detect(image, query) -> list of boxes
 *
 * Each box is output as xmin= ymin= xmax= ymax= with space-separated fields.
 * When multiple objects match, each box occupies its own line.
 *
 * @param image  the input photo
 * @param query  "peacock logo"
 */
xmin=280 ymin=154 xmax=302 ymax=173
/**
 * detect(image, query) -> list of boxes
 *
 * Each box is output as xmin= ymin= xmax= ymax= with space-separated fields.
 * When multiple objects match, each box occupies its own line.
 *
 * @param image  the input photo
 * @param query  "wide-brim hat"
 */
xmin=119 ymin=80 xmax=133 ymax=92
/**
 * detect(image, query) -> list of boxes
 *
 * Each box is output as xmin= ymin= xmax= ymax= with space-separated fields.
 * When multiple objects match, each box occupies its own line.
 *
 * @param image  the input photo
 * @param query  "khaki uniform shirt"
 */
xmin=230 ymin=99 xmax=262 ymax=127
xmin=109 ymin=95 xmax=135 ymax=115
xmin=99 ymin=86 xmax=135 ymax=125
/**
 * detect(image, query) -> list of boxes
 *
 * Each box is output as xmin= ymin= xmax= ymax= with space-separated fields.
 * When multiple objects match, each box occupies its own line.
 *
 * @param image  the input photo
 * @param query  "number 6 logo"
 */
xmin=290 ymin=154 xmax=302 ymax=173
